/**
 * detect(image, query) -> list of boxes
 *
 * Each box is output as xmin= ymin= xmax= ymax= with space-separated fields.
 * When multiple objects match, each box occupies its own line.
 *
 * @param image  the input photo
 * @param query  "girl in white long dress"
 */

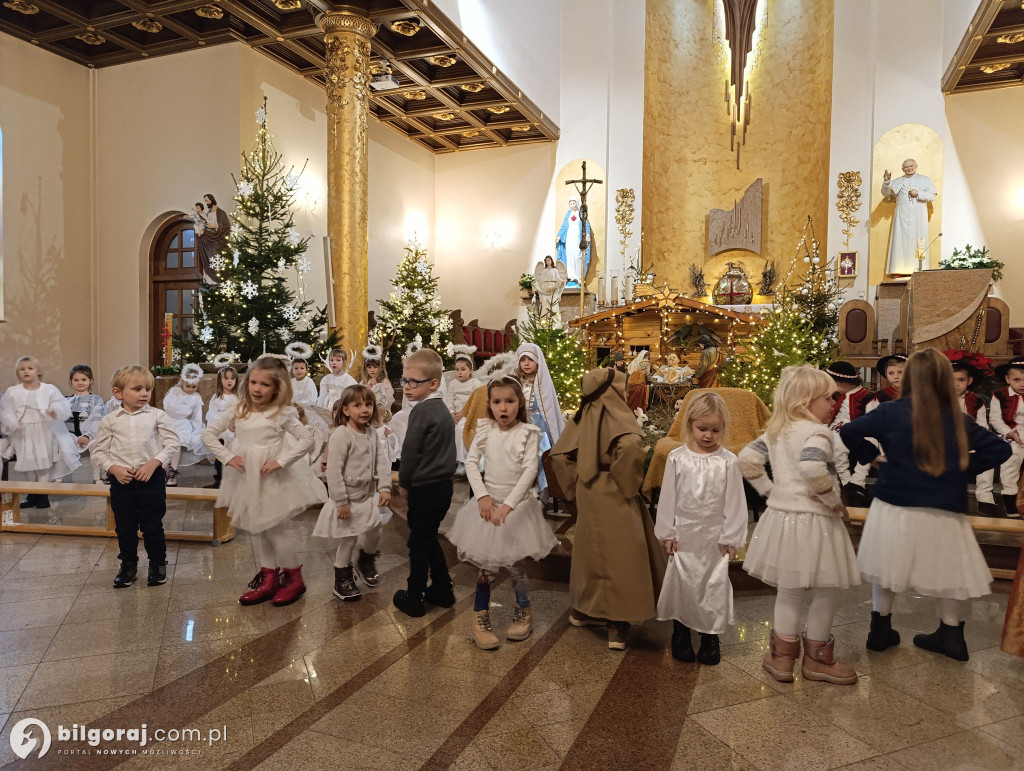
xmin=290 ymin=359 xmax=318 ymax=407
xmin=161 ymin=376 xmax=207 ymax=486
xmin=313 ymin=385 xmax=392 ymax=602
xmin=204 ymin=366 xmax=239 ymax=488
xmin=317 ymin=348 xmax=357 ymax=411
xmin=0 ymin=356 xmax=81 ymax=509
xmin=202 ymin=357 xmax=327 ymax=607
xmin=738 ymin=365 xmax=860 ymax=686
xmin=656 ymin=391 xmax=748 ymax=666
xmin=447 ymin=376 xmax=558 ymax=649
xmin=359 ymin=345 xmax=395 ymax=420
xmin=445 ymin=348 xmax=478 ymax=473
xmin=65 ymin=364 xmax=107 ymax=483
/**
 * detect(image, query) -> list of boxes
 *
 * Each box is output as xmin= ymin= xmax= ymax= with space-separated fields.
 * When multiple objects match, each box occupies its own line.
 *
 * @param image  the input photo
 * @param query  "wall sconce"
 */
xmin=301 ymin=184 xmax=321 ymax=214
xmin=484 ymin=221 xmax=514 ymax=250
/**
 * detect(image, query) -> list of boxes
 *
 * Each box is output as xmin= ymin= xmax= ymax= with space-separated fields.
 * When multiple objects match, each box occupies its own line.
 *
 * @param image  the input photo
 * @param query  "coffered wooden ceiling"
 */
xmin=0 ymin=0 xmax=558 ymax=153
xmin=943 ymin=0 xmax=1024 ymax=94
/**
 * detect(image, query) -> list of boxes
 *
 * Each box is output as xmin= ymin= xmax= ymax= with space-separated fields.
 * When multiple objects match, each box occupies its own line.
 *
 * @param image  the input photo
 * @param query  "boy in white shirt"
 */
xmin=91 ymin=366 xmax=180 ymax=589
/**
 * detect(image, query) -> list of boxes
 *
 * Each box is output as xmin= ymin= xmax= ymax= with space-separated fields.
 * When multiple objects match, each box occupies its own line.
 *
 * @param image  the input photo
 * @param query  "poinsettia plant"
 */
xmin=942 ymin=349 xmax=994 ymax=377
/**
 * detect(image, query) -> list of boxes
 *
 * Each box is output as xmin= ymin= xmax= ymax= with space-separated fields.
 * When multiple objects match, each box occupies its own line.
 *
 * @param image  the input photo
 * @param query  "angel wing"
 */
xmin=533 ymin=261 xmax=545 ymax=284
xmin=556 ymin=260 xmax=568 ymax=282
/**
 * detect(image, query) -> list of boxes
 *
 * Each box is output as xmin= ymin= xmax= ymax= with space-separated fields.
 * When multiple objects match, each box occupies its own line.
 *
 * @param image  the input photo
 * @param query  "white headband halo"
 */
xmin=180 ymin=363 xmax=203 ymax=386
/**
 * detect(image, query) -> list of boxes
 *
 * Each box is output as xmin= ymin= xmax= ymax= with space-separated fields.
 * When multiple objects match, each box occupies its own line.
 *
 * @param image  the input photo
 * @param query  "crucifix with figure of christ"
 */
xmin=565 ymin=161 xmax=603 ymax=318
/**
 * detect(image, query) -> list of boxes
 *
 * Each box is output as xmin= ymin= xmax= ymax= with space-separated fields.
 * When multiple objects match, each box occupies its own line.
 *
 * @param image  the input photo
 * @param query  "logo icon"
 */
xmin=10 ymin=718 xmax=51 ymax=759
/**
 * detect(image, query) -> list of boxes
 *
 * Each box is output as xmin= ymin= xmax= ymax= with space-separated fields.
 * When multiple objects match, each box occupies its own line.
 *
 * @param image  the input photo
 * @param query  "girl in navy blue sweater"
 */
xmin=841 ymin=348 xmax=1010 ymax=662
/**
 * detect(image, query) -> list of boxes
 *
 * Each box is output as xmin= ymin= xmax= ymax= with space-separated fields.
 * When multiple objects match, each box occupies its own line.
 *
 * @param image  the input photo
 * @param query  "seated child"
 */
xmin=161 ymin=368 xmax=207 ymax=486
xmin=318 ymin=348 xmax=357 ymax=411
xmin=989 ymin=356 xmax=1024 ymax=517
xmin=65 ymin=364 xmax=108 ymax=483
xmin=947 ymin=354 xmax=997 ymax=516
xmin=444 ymin=346 xmax=478 ymax=472
xmin=872 ymin=354 xmax=906 ymax=404
xmin=291 ymin=358 xmax=318 ymax=407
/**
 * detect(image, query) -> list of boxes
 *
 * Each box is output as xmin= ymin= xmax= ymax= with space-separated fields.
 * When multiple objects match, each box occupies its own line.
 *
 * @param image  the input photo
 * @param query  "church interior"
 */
xmin=1 ymin=0 xmax=1024 ymax=768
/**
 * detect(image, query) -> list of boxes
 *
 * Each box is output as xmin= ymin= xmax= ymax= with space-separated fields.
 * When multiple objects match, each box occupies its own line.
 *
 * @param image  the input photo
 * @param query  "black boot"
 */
xmin=147 ymin=562 xmax=168 ymax=586
xmin=866 ymin=610 xmax=901 ymax=651
xmin=671 ymin=621 xmax=695 ymax=662
xmin=976 ymin=501 xmax=1003 ymax=517
xmin=425 ymin=580 xmax=456 ymax=608
xmin=333 ymin=564 xmax=362 ymax=601
xmin=697 ymin=633 xmax=721 ymax=665
xmin=392 ymin=589 xmax=425 ymax=617
xmin=113 ymin=561 xmax=138 ymax=589
xmin=913 ymin=621 xmax=969 ymax=661
xmin=35 ymin=494 xmax=50 ymax=509
xmin=1002 ymin=494 xmax=1020 ymax=518
xmin=354 ymin=549 xmax=381 ymax=588
xmin=21 ymin=494 xmax=37 ymax=509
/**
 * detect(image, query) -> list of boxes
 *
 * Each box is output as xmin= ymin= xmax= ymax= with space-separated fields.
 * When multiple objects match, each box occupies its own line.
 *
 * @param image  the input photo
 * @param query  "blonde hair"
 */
xmin=15 ymin=356 xmax=41 ymax=378
xmin=328 ymin=348 xmax=348 ymax=362
xmin=679 ymin=391 xmax=729 ymax=444
xmin=236 ymin=356 xmax=293 ymax=419
xmin=902 ymin=348 xmax=969 ymax=476
xmin=112 ymin=365 xmax=155 ymax=392
xmin=765 ymin=365 xmax=836 ymax=439
xmin=404 ymin=348 xmax=443 ymax=381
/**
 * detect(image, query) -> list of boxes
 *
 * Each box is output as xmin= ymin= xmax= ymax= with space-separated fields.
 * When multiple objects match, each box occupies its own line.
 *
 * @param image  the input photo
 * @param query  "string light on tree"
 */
xmin=518 ymin=313 xmax=590 ymax=412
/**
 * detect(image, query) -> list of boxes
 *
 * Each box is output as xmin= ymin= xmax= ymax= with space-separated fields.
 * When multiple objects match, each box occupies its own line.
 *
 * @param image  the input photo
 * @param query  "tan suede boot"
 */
xmin=506 ymin=604 xmax=533 ymax=641
xmin=471 ymin=609 xmax=500 ymax=650
xmin=762 ymin=630 xmax=801 ymax=683
xmin=801 ymin=635 xmax=858 ymax=685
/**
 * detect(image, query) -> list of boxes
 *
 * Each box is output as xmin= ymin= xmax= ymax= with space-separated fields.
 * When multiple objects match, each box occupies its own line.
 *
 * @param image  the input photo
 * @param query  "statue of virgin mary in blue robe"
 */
xmin=555 ymin=199 xmax=592 ymax=287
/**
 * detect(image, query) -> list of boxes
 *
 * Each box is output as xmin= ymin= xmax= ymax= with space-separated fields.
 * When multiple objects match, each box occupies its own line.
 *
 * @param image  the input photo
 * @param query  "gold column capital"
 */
xmin=316 ymin=10 xmax=378 ymax=39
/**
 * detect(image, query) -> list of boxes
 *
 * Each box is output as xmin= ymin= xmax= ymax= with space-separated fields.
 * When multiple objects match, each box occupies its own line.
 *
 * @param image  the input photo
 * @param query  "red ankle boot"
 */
xmin=272 ymin=566 xmax=306 ymax=606
xmin=239 ymin=567 xmax=279 ymax=605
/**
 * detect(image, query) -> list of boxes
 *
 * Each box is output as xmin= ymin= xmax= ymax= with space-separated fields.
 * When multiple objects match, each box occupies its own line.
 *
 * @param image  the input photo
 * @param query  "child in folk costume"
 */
xmin=448 ymin=376 xmax=558 ymax=648
xmin=202 ymin=356 xmax=327 ymax=606
xmin=161 ymin=364 xmax=208 ymax=486
xmin=444 ymin=346 xmax=478 ymax=471
xmin=824 ymin=361 xmax=876 ymax=503
xmin=656 ymin=391 xmax=748 ymax=665
xmin=1 ymin=356 xmax=81 ymax=508
xmin=204 ymin=366 xmax=239 ymax=489
xmin=65 ymin=364 xmax=107 ymax=483
xmin=515 ymin=343 xmax=565 ymax=497
xmin=872 ymin=354 xmax=907 ymax=405
xmin=988 ymin=356 xmax=1024 ymax=517
xmin=739 ymin=365 xmax=861 ymax=685
xmin=313 ymin=385 xmax=392 ymax=601
xmin=360 ymin=344 xmax=395 ymax=420
xmin=291 ymin=358 xmax=318 ymax=407
xmin=842 ymin=349 xmax=1010 ymax=661
xmin=947 ymin=353 xmax=999 ymax=516
xmin=318 ymin=348 xmax=357 ymax=411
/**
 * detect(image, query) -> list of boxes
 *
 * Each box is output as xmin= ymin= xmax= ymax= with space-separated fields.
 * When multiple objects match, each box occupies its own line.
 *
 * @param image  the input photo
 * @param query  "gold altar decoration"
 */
xmin=369 ymin=62 xmax=385 ymax=75
xmin=869 ymin=123 xmax=943 ymax=286
xmin=997 ymin=32 xmax=1024 ymax=44
xmin=487 ymin=105 xmax=510 ymax=114
xmin=980 ymin=62 xmax=1012 ymax=74
xmin=195 ymin=5 xmax=223 ymax=20
xmin=273 ymin=0 xmax=302 ymax=9
xmin=319 ymin=10 xmax=378 ymax=352
xmin=76 ymin=32 xmax=106 ymax=45
xmin=461 ymin=130 xmax=480 ymax=138
xmin=510 ymin=125 xmax=532 ymax=132
xmin=3 ymin=2 xmax=39 ymax=14
xmin=835 ymin=171 xmax=862 ymax=249
xmin=643 ymin=0 xmax=834 ymax=297
xmin=718 ymin=0 xmax=769 ymax=168
xmin=433 ymin=113 xmax=455 ymax=121
xmin=428 ymin=54 xmax=456 ymax=67
xmin=711 ymin=262 xmax=754 ymax=305
xmin=403 ymin=90 xmax=426 ymax=100
xmin=615 ymin=188 xmax=636 ymax=264
xmin=390 ymin=20 xmax=420 ymax=36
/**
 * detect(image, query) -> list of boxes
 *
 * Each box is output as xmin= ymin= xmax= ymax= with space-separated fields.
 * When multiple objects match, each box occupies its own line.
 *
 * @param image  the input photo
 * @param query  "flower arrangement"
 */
xmin=518 ymin=273 xmax=535 ymax=290
xmin=939 ymin=245 xmax=1003 ymax=283
xmin=941 ymin=349 xmax=994 ymax=377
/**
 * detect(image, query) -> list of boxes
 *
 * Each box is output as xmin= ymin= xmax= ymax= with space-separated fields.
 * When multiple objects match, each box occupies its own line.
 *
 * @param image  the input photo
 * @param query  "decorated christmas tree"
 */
xmin=179 ymin=100 xmax=336 ymax=365
xmin=373 ymin=238 xmax=453 ymax=363
xmin=517 ymin=313 xmax=590 ymax=412
xmin=722 ymin=224 xmax=841 ymax=404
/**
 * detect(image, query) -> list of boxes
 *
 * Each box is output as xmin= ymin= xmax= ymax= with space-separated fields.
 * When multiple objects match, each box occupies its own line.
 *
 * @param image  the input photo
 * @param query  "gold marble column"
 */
xmin=318 ymin=10 xmax=378 ymax=352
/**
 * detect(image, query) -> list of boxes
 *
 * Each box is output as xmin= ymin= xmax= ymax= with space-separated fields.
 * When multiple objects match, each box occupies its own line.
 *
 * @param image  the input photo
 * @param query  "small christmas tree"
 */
xmin=179 ymin=100 xmax=336 ymax=364
xmin=517 ymin=313 xmax=590 ymax=412
xmin=373 ymin=239 xmax=453 ymax=363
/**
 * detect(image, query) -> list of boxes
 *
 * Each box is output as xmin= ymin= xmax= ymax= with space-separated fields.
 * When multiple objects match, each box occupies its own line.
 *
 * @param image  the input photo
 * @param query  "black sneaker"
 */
xmin=333 ymin=564 xmax=362 ymax=601
xmin=113 ymin=562 xmax=138 ymax=589
xmin=976 ymin=501 xmax=1003 ymax=517
xmin=354 ymin=549 xmax=381 ymax=588
xmin=21 ymin=495 xmax=37 ymax=509
xmin=147 ymin=562 xmax=168 ymax=586
xmin=1002 ymin=494 xmax=1021 ymax=518
xmin=424 ymin=581 xmax=456 ymax=608
xmin=671 ymin=621 xmax=695 ymax=662
xmin=392 ymin=589 xmax=425 ymax=617
xmin=696 ymin=633 xmax=721 ymax=665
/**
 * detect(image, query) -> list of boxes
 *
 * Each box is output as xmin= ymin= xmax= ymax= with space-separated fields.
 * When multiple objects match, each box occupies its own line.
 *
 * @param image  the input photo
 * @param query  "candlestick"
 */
xmin=625 ymin=275 xmax=634 ymax=303
xmin=611 ymin=273 xmax=620 ymax=307
xmin=597 ymin=271 xmax=607 ymax=307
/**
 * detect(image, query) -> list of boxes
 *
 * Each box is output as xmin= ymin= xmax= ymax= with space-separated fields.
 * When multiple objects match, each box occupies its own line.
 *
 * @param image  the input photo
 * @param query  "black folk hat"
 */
xmin=824 ymin=361 xmax=861 ymax=385
xmin=875 ymin=353 xmax=908 ymax=381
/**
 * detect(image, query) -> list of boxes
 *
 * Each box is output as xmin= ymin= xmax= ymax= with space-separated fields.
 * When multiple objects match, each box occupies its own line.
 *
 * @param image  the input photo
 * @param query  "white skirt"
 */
xmin=12 ymin=420 xmax=81 ymax=479
xmin=743 ymin=507 xmax=861 ymax=589
xmin=216 ymin=445 xmax=327 ymax=534
xmin=446 ymin=494 xmax=557 ymax=572
xmin=857 ymin=498 xmax=991 ymax=600
xmin=658 ymin=550 xmax=734 ymax=634
xmin=312 ymin=496 xmax=382 ymax=540
xmin=172 ymin=418 xmax=207 ymax=466
xmin=455 ymin=417 xmax=468 ymax=464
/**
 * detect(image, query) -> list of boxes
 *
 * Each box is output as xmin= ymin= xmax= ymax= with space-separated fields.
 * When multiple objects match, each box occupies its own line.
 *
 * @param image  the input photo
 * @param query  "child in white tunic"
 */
xmin=65 ymin=364 xmax=108 ymax=483
xmin=290 ymin=359 xmax=318 ymax=407
xmin=447 ymin=376 xmax=558 ymax=649
xmin=738 ymin=365 xmax=860 ymax=686
xmin=445 ymin=348 xmax=478 ymax=472
xmin=317 ymin=348 xmax=357 ymax=411
xmin=359 ymin=345 xmax=395 ymax=420
xmin=1 ymin=356 xmax=81 ymax=508
xmin=161 ymin=375 xmax=207 ymax=485
xmin=313 ymin=385 xmax=392 ymax=601
xmin=656 ymin=391 xmax=748 ymax=666
xmin=202 ymin=356 xmax=327 ymax=607
xmin=204 ymin=366 xmax=239 ymax=488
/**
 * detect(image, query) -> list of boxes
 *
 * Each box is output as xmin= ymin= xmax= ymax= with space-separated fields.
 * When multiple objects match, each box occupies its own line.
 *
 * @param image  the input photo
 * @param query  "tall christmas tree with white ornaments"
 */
xmin=179 ymin=99 xmax=337 ymax=364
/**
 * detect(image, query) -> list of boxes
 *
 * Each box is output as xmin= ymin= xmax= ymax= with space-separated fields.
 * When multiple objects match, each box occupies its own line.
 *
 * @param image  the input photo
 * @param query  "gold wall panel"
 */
xmin=868 ymin=124 xmax=943 ymax=286
xmin=642 ymin=0 xmax=834 ymax=295
xmin=555 ymin=159 xmax=606 ymax=284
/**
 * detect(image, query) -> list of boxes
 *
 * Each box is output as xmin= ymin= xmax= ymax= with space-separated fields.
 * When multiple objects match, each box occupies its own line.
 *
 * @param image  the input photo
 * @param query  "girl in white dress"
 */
xmin=0 ymin=356 xmax=80 ymax=509
xmin=313 ymin=385 xmax=392 ymax=602
xmin=360 ymin=344 xmax=395 ymax=420
xmin=290 ymin=359 xmax=318 ymax=407
xmin=202 ymin=356 xmax=327 ymax=607
xmin=161 ymin=367 xmax=207 ymax=486
xmin=656 ymin=391 xmax=748 ymax=666
xmin=738 ymin=365 xmax=860 ymax=686
xmin=65 ymin=364 xmax=107 ymax=483
xmin=445 ymin=346 xmax=478 ymax=472
xmin=204 ymin=366 xmax=239 ymax=488
xmin=447 ymin=376 xmax=559 ymax=650
xmin=317 ymin=348 xmax=357 ymax=410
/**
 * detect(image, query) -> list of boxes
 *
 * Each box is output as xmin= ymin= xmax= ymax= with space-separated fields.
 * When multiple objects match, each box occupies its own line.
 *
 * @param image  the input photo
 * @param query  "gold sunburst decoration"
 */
xmin=3 ymin=1 xmax=39 ymax=14
xmin=980 ymin=62 xmax=1011 ymax=74
xmin=460 ymin=83 xmax=485 ymax=93
xmin=132 ymin=19 xmax=163 ymax=34
xmin=510 ymin=125 xmax=532 ymax=132
xmin=433 ymin=112 xmax=456 ymax=121
xmin=835 ymin=171 xmax=863 ymax=249
xmin=461 ymin=130 xmax=481 ymax=138
xmin=996 ymin=32 xmax=1024 ymax=44
xmin=272 ymin=0 xmax=302 ymax=9
xmin=195 ymin=5 xmax=223 ymax=19
xmin=390 ymin=20 xmax=420 ymax=36
xmin=403 ymin=90 xmax=426 ymax=101
xmin=76 ymin=32 xmax=106 ymax=45
xmin=486 ymin=105 xmax=510 ymax=114
xmin=428 ymin=54 xmax=456 ymax=67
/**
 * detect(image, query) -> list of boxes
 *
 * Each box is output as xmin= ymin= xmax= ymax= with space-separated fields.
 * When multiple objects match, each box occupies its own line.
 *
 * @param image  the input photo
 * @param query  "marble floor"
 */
xmin=0 ymin=491 xmax=1023 ymax=771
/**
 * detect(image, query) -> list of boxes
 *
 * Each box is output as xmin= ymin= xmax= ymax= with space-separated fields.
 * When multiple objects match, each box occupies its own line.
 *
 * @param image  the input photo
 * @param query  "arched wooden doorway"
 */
xmin=149 ymin=217 xmax=203 ymax=365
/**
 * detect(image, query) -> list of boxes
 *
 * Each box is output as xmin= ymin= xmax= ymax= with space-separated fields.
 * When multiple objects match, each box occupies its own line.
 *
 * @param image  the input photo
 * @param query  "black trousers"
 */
xmin=406 ymin=479 xmax=453 ymax=596
xmin=110 ymin=467 xmax=167 ymax=564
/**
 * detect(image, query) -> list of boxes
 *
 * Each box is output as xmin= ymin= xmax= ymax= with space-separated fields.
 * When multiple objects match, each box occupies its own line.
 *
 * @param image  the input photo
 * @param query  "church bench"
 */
xmin=0 ymin=481 xmax=234 ymax=546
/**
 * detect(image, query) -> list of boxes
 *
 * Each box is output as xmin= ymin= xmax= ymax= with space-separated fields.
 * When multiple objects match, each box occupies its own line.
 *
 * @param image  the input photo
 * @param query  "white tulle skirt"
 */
xmin=743 ymin=507 xmax=861 ymax=589
xmin=446 ymin=491 xmax=557 ymax=572
xmin=857 ymin=498 xmax=991 ymax=600
xmin=658 ymin=550 xmax=734 ymax=634
xmin=12 ymin=419 xmax=81 ymax=480
xmin=312 ymin=496 xmax=382 ymax=540
xmin=455 ymin=417 xmax=468 ymax=464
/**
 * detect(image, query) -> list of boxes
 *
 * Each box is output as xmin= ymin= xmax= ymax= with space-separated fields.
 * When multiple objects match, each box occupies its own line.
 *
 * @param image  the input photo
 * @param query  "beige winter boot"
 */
xmin=762 ymin=630 xmax=801 ymax=683
xmin=801 ymin=635 xmax=858 ymax=685
xmin=471 ymin=609 xmax=500 ymax=650
xmin=506 ymin=604 xmax=533 ymax=641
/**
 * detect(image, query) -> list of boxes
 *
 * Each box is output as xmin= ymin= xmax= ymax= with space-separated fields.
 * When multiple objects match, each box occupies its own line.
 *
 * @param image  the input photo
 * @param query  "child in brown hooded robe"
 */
xmin=550 ymin=367 xmax=666 ymax=650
